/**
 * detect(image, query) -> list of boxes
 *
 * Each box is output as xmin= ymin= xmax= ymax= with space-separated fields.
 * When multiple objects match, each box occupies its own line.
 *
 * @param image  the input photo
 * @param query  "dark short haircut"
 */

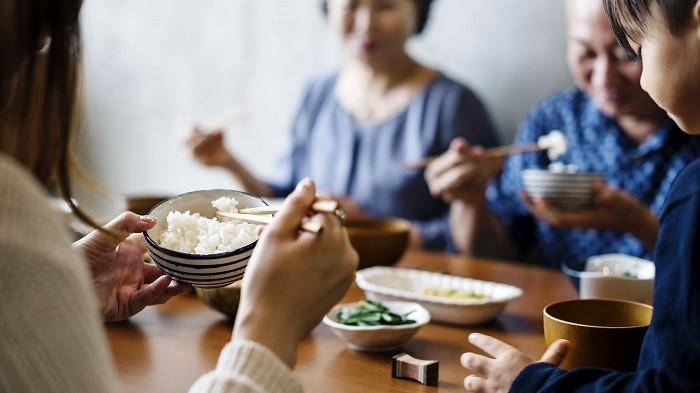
xmin=604 ymin=0 xmax=696 ymax=57
xmin=321 ymin=0 xmax=435 ymax=34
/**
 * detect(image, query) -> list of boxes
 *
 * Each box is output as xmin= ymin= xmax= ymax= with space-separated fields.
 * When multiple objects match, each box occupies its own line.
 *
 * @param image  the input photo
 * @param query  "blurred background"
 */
xmin=76 ymin=0 xmax=572 ymax=206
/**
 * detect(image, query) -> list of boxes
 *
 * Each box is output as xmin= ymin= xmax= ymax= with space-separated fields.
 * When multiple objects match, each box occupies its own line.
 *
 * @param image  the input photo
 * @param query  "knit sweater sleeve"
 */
xmin=0 ymin=155 xmax=122 ymax=393
xmin=189 ymin=341 xmax=304 ymax=393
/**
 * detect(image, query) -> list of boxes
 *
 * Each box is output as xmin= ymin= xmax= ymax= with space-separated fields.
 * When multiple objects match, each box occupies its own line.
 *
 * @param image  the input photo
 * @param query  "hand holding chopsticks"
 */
xmin=404 ymin=130 xmax=566 ymax=170
xmin=404 ymin=143 xmax=541 ymax=170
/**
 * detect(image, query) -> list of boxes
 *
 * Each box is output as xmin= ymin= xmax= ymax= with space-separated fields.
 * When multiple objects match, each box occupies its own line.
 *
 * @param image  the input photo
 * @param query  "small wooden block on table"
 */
xmin=392 ymin=353 xmax=439 ymax=386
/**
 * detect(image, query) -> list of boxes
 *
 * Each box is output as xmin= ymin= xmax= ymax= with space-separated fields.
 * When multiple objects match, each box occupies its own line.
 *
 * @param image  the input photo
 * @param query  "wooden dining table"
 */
xmin=106 ymin=250 xmax=577 ymax=392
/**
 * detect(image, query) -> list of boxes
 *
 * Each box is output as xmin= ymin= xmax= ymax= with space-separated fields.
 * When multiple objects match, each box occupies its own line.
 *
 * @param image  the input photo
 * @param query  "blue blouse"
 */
xmin=265 ymin=73 xmax=499 ymax=251
xmin=511 ymin=158 xmax=700 ymax=392
xmin=487 ymin=88 xmax=700 ymax=267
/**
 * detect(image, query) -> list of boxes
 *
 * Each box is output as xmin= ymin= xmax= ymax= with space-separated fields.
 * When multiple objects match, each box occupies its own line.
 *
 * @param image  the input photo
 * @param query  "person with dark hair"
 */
xmin=186 ymin=0 xmax=498 ymax=252
xmin=0 ymin=1 xmax=357 ymax=392
xmin=456 ymin=0 xmax=700 ymax=392
xmin=425 ymin=0 xmax=700 ymax=268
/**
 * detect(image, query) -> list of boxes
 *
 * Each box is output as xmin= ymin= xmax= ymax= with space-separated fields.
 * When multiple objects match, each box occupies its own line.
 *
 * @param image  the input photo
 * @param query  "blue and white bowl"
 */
xmin=522 ymin=169 xmax=603 ymax=211
xmin=143 ymin=189 xmax=266 ymax=288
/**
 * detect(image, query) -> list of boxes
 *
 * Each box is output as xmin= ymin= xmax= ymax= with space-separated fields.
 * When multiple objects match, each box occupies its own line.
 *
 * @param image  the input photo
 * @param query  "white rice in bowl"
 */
xmin=158 ymin=197 xmax=258 ymax=255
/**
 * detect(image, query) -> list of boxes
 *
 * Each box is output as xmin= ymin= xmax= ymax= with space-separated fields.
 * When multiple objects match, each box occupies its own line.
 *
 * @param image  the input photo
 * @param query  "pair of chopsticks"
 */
xmin=215 ymin=200 xmax=341 ymax=234
xmin=404 ymin=143 xmax=542 ymax=170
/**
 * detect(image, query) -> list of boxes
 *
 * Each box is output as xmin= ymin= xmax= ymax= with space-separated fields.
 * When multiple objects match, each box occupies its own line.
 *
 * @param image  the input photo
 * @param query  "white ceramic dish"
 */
xmin=355 ymin=267 xmax=523 ymax=325
xmin=323 ymin=301 xmax=430 ymax=351
xmin=563 ymin=254 xmax=655 ymax=304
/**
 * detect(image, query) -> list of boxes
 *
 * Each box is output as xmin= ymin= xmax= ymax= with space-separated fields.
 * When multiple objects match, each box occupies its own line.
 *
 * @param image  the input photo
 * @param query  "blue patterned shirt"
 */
xmin=487 ymin=88 xmax=700 ymax=268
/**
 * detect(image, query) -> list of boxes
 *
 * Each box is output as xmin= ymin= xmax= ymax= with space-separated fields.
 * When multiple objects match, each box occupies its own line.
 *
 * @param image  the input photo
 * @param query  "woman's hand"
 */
xmin=73 ymin=212 xmax=191 ymax=322
xmin=185 ymin=126 xmax=235 ymax=168
xmin=461 ymin=333 xmax=569 ymax=393
xmin=522 ymin=182 xmax=658 ymax=249
xmin=234 ymin=178 xmax=359 ymax=367
xmin=425 ymin=138 xmax=504 ymax=205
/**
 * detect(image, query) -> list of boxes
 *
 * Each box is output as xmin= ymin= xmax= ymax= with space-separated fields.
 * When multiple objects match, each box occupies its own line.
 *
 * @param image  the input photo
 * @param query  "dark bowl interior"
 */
xmin=346 ymin=218 xmax=411 ymax=269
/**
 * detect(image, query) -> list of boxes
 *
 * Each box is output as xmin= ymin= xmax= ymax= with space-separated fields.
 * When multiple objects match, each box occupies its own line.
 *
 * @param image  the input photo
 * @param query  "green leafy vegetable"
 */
xmin=337 ymin=299 xmax=416 ymax=326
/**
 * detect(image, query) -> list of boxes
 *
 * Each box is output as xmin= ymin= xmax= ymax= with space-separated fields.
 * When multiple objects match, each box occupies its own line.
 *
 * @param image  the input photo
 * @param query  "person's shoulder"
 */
xmin=0 ymin=154 xmax=74 ymax=255
xmin=424 ymin=72 xmax=492 ymax=124
xmin=301 ymin=71 xmax=338 ymax=100
xmin=291 ymin=71 xmax=339 ymax=117
xmin=0 ymin=154 xmax=50 ymax=209
xmin=663 ymin=158 xmax=700 ymax=213
xmin=427 ymin=73 xmax=483 ymax=104
xmin=528 ymin=87 xmax=589 ymax=119
xmin=670 ymin=123 xmax=700 ymax=153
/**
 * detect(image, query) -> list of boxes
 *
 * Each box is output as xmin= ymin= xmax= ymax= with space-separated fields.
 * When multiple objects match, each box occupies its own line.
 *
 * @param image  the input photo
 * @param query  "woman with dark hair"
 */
xmin=456 ymin=1 xmax=700 ymax=392
xmin=186 ymin=0 xmax=499 ymax=252
xmin=0 ymin=1 xmax=356 ymax=392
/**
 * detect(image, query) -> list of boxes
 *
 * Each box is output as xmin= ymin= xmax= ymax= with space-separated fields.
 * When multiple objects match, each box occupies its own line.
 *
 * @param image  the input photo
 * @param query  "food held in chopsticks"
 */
xmin=537 ymin=129 xmax=568 ymax=160
xmin=336 ymin=299 xmax=417 ymax=326
xmin=404 ymin=129 xmax=568 ymax=169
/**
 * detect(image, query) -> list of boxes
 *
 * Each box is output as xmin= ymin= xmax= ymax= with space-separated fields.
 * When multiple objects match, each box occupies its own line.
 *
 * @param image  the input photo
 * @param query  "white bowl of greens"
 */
xmin=323 ymin=299 xmax=430 ymax=352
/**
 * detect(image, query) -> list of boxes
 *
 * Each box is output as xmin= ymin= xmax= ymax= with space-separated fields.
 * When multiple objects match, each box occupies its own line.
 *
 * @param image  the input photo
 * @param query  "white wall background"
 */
xmin=77 ymin=0 xmax=573 ymax=199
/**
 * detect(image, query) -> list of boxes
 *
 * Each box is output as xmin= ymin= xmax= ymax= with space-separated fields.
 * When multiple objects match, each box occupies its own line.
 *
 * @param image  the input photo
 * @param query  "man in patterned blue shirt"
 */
xmin=424 ymin=0 xmax=700 ymax=268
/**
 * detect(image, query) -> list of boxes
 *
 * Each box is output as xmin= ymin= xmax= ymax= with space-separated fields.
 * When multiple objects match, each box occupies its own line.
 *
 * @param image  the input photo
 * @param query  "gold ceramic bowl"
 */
xmin=195 ymin=281 xmax=242 ymax=319
xmin=346 ymin=219 xmax=411 ymax=269
xmin=543 ymin=299 xmax=653 ymax=371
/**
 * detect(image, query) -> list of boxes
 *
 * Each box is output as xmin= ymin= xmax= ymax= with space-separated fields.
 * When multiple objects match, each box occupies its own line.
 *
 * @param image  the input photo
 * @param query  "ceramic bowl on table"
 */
xmin=522 ymin=169 xmax=603 ymax=211
xmin=195 ymin=281 xmax=242 ymax=319
xmin=143 ymin=189 xmax=266 ymax=288
xmin=346 ymin=219 xmax=411 ymax=269
xmin=563 ymin=254 xmax=655 ymax=304
xmin=323 ymin=300 xmax=430 ymax=351
xmin=355 ymin=267 xmax=523 ymax=325
xmin=543 ymin=298 xmax=653 ymax=371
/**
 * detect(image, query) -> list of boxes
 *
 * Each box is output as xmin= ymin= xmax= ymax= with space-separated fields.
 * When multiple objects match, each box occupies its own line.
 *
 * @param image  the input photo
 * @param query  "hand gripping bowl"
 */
xmin=143 ymin=190 xmax=266 ymax=288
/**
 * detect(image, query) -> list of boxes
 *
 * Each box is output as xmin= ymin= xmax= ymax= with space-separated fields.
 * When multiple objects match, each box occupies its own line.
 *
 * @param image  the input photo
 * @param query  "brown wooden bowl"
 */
xmin=195 ymin=281 xmax=242 ymax=320
xmin=126 ymin=195 xmax=170 ymax=216
xmin=346 ymin=218 xmax=411 ymax=269
xmin=543 ymin=299 xmax=653 ymax=371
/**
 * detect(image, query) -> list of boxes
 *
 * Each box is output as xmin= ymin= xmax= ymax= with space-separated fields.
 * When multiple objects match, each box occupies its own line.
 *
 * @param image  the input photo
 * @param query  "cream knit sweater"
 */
xmin=0 ymin=154 xmax=303 ymax=393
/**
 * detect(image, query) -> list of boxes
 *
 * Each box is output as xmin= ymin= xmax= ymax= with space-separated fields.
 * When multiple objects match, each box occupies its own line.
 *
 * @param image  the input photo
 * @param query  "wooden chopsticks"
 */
xmin=215 ymin=200 xmax=341 ymax=234
xmin=216 ymin=211 xmax=323 ymax=234
xmin=238 ymin=200 xmax=339 ymax=215
xmin=403 ymin=143 xmax=542 ymax=170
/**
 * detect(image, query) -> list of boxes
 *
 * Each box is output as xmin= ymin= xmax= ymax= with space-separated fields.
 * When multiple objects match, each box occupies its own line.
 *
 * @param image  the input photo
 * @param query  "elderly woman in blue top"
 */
xmin=456 ymin=0 xmax=700 ymax=392
xmin=424 ymin=0 xmax=700 ymax=266
xmin=186 ymin=0 xmax=498 ymax=251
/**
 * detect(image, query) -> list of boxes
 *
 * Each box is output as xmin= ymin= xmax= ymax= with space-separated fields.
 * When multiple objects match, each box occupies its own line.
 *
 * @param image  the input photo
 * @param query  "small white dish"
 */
xmin=563 ymin=254 xmax=654 ymax=304
xmin=355 ymin=267 xmax=523 ymax=325
xmin=323 ymin=301 xmax=430 ymax=351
